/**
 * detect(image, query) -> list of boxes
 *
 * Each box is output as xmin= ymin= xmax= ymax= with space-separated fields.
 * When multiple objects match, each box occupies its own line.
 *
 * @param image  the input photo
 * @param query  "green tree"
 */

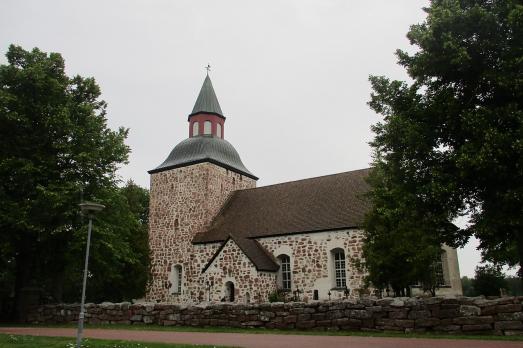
xmin=505 ymin=276 xmax=523 ymax=295
xmin=460 ymin=276 xmax=476 ymax=296
xmin=365 ymin=0 xmax=523 ymax=290
xmin=0 ymin=45 xmax=148 ymax=318
xmin=61 ymin=181 xmax=150 ymax=303
xmin=474 ymin=264 xmax=507 ymax=296
xmin=363 ymin=163 xmax=445 ymax=296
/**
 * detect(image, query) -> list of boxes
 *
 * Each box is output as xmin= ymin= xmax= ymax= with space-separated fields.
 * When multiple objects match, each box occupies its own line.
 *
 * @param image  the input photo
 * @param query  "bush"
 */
xmin=268 ymin=289 xmax=287 ymax=303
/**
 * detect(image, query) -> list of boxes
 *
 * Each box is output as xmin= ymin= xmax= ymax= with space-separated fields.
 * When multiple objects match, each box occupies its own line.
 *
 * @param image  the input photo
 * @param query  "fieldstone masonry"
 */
xmin=258 ymin=230 xmax=366 ymax=301
xmin=147 ymin=161 xmax=368 ymax=304
xmin=147 ymin=162 xmax=255 ymax=303
xmin=203 ymin=239 xmax=277 ymax=303
xmin=27 ymin=297 xmax=523 ymax=336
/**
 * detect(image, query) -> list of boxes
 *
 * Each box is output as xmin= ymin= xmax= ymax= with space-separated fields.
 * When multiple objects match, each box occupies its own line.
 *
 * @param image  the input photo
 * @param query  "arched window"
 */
xmin=169 ymin=264 xmax=182 ymax=294
xmin=278 ymin=254 xmax=292 ymax=290
xmin=216 ymin=123 xmax=222 ymax=138
xmin=225 ymin=281 xmax=235 ymax=302
xmin=192 ymin=122 xmax=199 ymax=136
xmin=435 ymin=250 xmax=449 ymax=286
xmin=332 ymin=249 xmax=346 ymax=288
xmin=204 ymin=121 xmax=212 ymax=135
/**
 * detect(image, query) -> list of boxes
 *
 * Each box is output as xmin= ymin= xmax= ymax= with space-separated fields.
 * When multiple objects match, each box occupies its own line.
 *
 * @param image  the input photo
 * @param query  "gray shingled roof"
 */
xmin=148 ymin=136 xmax=257 ymax=179
xmin=190 ymin=75 xmax=223 ymax=118
xmin=193 ymin=168 xmax=371 ymax=244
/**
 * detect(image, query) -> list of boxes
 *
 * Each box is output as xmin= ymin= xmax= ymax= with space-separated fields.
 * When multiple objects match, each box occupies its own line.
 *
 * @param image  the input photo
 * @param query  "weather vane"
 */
xmin=205 ymin=64 xmax=211 ymax=75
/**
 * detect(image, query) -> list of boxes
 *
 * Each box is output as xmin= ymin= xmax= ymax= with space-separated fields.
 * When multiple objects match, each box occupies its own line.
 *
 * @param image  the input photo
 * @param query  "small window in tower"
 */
xmin=216 ymin=123 xmax=222 ymax=138
xmin=169 ymin=264 xmax=183 ymax=294
xmin=204 ymin=121 xmax=212 ymax=135
xmin=192 ymin=122 xmax=199 ymax=136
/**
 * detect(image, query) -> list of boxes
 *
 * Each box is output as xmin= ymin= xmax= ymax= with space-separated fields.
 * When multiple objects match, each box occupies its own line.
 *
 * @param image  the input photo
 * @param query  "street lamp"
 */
xmin=76 ymin=201 xmax=105 ymax=348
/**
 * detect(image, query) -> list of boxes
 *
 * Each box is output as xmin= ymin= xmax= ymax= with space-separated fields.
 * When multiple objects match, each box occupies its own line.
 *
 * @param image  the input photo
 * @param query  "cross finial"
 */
xmin=205 ymin=64 xmax=211 ymax=75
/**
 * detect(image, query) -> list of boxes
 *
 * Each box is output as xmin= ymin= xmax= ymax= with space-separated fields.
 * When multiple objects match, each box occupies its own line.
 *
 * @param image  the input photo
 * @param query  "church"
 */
xmin=146 ymin=74 xmax=462 ymax=304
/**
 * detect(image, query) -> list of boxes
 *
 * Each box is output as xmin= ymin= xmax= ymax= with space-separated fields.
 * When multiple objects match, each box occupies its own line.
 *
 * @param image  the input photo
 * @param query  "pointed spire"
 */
xmin=190 ymin=75 xmax=223 ymax=117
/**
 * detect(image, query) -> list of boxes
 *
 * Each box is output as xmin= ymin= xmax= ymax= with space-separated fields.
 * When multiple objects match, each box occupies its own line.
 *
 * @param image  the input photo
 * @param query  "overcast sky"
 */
xmin=1 ymin=0 xmax=514 ymax=278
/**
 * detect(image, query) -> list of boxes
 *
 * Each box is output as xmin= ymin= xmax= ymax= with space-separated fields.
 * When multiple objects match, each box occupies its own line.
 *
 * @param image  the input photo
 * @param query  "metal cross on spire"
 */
xmin=205 ymin=64 xmax=211 ymax=75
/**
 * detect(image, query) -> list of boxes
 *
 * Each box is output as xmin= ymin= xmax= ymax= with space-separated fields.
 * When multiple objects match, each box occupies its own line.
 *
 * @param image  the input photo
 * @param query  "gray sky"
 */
xmin=1 ymin=0 xmax=511 ymax=278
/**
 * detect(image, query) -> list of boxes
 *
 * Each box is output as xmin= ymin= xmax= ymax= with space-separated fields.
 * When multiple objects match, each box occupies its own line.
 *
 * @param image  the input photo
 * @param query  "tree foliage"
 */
xmin=505 ymin=276 xmax=523 ymax=296
xmin=461 ymin=266 xmax=513 ymax=297
xmin=363 ymin=0 xmax=523 ymax=291
xmin=60 ymin=181 xmax=150 ymax=303
xmin=363 ymin=164 xmax=445 ymax=296
xmin=460 ymin=276 xmax=475 ymax=296
xmin=473 ymin=264 xmax=507 ymax=296
xmin=0 ymin=45 xmax=149 ymax=318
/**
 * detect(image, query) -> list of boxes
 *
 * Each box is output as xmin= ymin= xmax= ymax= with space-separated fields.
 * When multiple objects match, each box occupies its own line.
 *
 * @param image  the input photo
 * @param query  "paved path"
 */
xmin=1 ymin=327 xmax=522 ymax=348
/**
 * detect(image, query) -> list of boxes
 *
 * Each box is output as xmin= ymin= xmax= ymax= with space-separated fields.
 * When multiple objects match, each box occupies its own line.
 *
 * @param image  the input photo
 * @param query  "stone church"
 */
xmin=146 ymin=75 xmax=462 ymax=304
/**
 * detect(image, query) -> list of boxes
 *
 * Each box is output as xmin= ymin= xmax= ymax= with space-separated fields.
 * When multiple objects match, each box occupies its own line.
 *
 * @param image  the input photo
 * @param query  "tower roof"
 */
xmin=189 ymin=75 xmax=224 ymax=118
xmin=148 ymin=136 xmax=257 ymax=179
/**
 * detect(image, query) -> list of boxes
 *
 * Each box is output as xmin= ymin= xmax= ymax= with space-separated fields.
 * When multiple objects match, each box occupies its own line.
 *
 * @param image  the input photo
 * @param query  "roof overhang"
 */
xmin=148 ymin=158 xmax=258 ymax=180
xmin=187 ymin=111 xmax=226 ymax=121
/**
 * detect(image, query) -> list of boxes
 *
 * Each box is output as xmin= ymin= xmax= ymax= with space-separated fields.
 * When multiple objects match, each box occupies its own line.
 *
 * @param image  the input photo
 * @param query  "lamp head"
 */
xmin=79 ymin=201 xmax=105 ymax=216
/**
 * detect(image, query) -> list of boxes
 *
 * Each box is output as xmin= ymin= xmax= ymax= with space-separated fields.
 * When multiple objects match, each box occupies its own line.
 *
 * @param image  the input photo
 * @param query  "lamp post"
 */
xmin=76 ymin=202 xmax=105 ymax=348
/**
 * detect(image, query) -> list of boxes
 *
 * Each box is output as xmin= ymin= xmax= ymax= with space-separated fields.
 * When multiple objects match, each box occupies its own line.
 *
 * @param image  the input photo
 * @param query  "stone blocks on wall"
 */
xmin=27 ymin=296 xmax=523 ymax=336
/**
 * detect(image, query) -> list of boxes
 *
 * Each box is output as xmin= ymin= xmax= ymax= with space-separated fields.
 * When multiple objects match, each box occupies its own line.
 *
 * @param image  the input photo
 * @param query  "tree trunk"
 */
xmin=13 ymin=234 xmax=36 ymax=321
xmin=516 ymin=230 xmax=523 ymax=287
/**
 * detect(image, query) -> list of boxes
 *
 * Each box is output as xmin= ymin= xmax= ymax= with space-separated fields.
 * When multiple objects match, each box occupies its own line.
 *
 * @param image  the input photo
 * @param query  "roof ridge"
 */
xmin=237 ymin=167 xmax=371 ymax=192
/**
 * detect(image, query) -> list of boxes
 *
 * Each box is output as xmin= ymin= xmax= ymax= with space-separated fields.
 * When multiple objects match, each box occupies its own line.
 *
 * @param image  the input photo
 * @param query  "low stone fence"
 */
xmin=27 ymin=296 xmax=523 ymax=336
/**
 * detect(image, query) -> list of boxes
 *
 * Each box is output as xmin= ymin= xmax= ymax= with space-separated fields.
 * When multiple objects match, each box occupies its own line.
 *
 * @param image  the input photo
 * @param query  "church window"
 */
xmin=204 ymin=121 xmax=212 ymax=135
xmin=225 ymin=281 xmax=235 ymax=302
xmin=216 ymin=123 xmax=222 ymax=138
xmin=169 ymin=264 xmax=183 ymax=294
xmin=332 ymin=249 xmax=346 ymax=288
xmin=192 ymin=122 xmax=199 ymax=136
xmin=278 ymin=254 xmax=292 ymax=290
xmin=435 ymin=250 xmax=449 ymax=286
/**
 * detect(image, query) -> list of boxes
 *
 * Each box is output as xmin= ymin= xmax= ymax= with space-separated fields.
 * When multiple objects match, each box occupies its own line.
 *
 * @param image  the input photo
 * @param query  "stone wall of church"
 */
xmin=147 ymin=162 xmax=256 ymax=303
xmin=257 ymin=229 xmax=366 ymax=301
xmin=202 ymin=239 xmax=277 ymax=303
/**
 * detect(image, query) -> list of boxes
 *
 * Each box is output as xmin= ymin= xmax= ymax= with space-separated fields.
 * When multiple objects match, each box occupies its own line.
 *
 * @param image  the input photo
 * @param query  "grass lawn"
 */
xmin=0 ymin=333 xmax=229 ymax=348
xmin=2 ymin=323 xmax=523 ymax=341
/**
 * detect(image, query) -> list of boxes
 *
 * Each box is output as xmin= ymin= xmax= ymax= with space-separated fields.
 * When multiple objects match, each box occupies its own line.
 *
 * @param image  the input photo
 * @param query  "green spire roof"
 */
xmin=190 ymin=75 xmax=223 ymax=117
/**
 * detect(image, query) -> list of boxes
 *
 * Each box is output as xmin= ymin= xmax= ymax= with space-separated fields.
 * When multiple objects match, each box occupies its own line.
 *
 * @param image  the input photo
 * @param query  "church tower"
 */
xmin=147 ymin=74 xmax=257 ymax=303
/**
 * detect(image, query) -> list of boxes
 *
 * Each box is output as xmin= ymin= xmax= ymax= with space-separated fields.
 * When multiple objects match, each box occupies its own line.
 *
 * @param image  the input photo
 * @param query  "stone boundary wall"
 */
xmin=27 ymin=297 xmax=523 ymax=336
